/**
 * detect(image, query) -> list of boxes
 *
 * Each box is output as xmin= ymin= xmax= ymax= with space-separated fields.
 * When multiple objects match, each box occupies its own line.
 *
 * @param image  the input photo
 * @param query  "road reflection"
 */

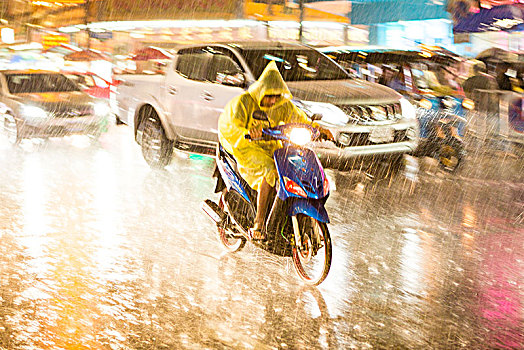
xmin=0 ymin=127 xmax=522 ymax=348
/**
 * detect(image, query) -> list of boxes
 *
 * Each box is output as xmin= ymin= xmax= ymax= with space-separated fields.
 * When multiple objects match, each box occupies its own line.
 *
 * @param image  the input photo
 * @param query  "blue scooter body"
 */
xmin=273 ymin=147 xmax=329 ymax=223
xmin=418 ymin=96 xmax=467 ymax=138
xmin=216 ymin=123 xmax=330 ymax=225
xmin=216 ymin=147 xmax=252 ymax=203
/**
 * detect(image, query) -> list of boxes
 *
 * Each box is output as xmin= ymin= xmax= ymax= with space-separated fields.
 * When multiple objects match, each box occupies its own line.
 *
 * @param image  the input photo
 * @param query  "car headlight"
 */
xmin=400 ymin=97 xmax=416 ymax=120
xmin=288 ymin=127 xmax=312 ymax=146
xmin=21 ymin=105 xmax=48 ymax=119
xmin=94 ymin=102 xmax=111 ymax=116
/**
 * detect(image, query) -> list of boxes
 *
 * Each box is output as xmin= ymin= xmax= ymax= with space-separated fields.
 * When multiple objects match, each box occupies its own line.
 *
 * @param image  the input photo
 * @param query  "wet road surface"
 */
xmin=0 ymin=125 xmax=522 ymax=349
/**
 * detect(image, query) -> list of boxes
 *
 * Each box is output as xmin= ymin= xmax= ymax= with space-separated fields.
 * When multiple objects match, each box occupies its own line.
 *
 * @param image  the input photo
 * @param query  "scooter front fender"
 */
xmin=288 ymin=198 xmax=329 ymax=223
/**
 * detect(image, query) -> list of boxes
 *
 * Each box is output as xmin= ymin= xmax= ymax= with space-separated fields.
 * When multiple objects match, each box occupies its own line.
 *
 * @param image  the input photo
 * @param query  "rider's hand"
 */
xmin=249 ymin=128 xmax=263 ymax=139
xmin=319 ymin=127 xmax=334 ymax=141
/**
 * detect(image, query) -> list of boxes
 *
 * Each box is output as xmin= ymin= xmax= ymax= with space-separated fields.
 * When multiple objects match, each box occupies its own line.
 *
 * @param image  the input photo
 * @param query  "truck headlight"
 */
xmin=293 ymin=100 xmax=348 ymax=125
xmin=94 ymin=102 xmax=111 ymax=116
xmin=21 ymin=105 xmax=48 ymax=119
xmin=338 ymin=133 xmax=351 ymax=146
xmin=400 ymin=98 xmax=416 ymax=120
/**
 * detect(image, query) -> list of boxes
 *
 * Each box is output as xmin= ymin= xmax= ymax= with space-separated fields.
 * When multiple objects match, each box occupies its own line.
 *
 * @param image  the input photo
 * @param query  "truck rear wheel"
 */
xmin=141 ymin=109 xmax=173 ymax=169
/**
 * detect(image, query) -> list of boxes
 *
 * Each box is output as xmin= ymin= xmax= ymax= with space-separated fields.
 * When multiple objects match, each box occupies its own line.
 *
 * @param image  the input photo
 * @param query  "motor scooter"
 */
xmin=416 ymin=97 xmax=467 ymax=172
xmin=202 ymin=111 xmax=332 ymax=285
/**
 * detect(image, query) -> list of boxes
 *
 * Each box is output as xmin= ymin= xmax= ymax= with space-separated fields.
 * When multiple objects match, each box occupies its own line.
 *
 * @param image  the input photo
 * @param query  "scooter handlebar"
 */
xmin=244 ymin=133 xmax=274 ymax=141
xmin=245 ymin=123 xmax=319 ymax=142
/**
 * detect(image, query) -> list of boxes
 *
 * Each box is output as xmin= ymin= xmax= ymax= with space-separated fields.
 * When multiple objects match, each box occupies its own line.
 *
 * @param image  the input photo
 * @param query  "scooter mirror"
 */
xmin=252 ymin=110 xmax=269 ymax=121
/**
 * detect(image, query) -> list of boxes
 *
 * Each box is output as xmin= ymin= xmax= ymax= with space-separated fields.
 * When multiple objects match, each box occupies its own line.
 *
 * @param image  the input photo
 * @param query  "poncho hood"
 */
xmin=248 ymin=61 xmax=292 ymax=110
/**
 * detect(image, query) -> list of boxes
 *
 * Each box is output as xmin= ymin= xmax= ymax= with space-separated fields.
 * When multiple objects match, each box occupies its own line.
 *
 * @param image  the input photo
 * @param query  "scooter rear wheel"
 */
xmin=217 ymin=192 xmax=246 ymax=252
xmin=292 ymin=215 xmax=332 ymax=286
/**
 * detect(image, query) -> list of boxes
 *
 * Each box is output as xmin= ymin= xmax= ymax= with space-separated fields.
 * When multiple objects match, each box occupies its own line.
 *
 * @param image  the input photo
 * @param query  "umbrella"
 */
xmin=453 ymin=4 xmax=524 ymax=33
xmin=130 ymin=47 xmax=173 ymax=61
xmin=64 ymin=49 xmax=110 ymax=61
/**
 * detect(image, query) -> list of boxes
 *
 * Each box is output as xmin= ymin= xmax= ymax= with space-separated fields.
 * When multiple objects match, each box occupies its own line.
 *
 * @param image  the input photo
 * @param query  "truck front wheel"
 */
xmin=141 ymin=110 xmax=174 ymax=169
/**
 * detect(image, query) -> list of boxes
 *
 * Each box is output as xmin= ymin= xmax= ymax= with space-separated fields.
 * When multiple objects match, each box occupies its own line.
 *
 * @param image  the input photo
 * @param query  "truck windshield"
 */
xmin=5 ymin=73 xmax=80 ymax=94
xmin=241 ymin=48 xmax=350 ymax=81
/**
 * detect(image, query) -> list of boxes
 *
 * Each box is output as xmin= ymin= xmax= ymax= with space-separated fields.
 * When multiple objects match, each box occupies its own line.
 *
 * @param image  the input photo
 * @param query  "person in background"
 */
xmin=508 ymin=69 xmax=523 ymax=93
xmin=439 ymin=66 xmax=463 ymax=93
xmin=462 ymin=60 xmax=497 ymax=98
xmin=462 ymin=60 xmax=498 ymax=115
xmin=495 ymin=62 xmax=512 ymax=91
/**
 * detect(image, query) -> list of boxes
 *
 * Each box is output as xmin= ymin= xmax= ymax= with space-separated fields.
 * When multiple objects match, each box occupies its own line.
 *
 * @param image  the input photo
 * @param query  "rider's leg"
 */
xmin=253 ymin=177 xmax=273 ymax=233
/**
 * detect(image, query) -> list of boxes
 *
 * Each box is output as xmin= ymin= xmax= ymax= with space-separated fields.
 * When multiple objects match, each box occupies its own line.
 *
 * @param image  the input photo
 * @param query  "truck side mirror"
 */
xmin=219 ymin=72 xmax=247 ymax=88
xmin=311 ymin=113 xmax=323 ymax=121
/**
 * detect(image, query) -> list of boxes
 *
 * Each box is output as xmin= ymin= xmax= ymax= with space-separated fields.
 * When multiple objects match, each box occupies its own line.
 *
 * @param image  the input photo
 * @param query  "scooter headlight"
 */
xmin=442 ymin=97 xmax=457 ymax=109
xmin=418 ymin=98 xmax=433 ymax=110
xmin=288 ymin=127 xmax=312 ymax=146
xmin=462 ymin=98 xmax=475 ymax=110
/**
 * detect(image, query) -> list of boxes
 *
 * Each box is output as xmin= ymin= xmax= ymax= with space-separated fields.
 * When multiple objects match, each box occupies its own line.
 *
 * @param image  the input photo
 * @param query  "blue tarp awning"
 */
xmin=351 ymin=0 xmax=448 ymax=25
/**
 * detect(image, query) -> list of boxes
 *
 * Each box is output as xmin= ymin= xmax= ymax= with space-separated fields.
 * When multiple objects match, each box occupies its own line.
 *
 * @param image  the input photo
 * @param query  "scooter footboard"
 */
xmin=288 ymin=198 xmax=329 ymax=223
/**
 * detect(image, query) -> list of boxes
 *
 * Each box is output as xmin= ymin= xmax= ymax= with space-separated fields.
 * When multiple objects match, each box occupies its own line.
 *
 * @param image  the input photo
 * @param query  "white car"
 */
xmin=0 ymin=70 xmax=110 ymax=144
xmin=114 ymin=42 xmax=419 ymax=170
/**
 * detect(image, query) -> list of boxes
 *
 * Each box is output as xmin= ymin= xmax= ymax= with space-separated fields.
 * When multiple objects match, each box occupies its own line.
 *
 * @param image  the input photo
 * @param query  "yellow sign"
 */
xmin=32 ymin=0 xmax=84 ymax=4
xmin=42 ymin=35 xmax=69 ymax=50
xmin=245 ymin=0 xmax=350 ymax=23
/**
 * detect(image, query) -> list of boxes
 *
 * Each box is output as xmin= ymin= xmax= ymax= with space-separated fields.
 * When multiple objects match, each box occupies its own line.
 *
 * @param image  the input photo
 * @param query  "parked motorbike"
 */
xmin=202 ymin=111 xmax=332 ymax=286
xmin=416 ymin=97 xmax=468 ymax=172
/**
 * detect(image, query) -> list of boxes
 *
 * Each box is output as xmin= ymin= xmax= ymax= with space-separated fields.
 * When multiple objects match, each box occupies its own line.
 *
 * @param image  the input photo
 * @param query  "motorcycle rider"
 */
xmin=218 ymin=61 xmax=332 ymax=240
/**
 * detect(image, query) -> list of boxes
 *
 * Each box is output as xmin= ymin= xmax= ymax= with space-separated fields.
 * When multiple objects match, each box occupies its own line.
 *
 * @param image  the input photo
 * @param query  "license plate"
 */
xmin=369 ymin=127 xmax=394 ymax=143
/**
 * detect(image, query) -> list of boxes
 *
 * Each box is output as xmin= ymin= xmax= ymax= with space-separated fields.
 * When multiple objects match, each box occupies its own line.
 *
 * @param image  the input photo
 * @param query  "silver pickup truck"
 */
xmin=114 ymin=41 xmax=419 ymax=170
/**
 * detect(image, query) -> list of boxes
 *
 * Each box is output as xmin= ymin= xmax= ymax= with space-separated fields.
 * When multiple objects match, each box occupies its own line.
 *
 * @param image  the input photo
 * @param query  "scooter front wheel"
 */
xmin=217 ymin=192 xmax=246 ymax=252
xmin=438 ymin=143 xmax=463 ymax=172
xmin=292 ymin=215 xmax=332 ymax=286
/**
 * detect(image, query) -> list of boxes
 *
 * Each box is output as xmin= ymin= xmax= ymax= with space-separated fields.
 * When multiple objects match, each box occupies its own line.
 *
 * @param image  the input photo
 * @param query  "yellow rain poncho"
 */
xmin=218 ymin=61 xmax=311 ymax=191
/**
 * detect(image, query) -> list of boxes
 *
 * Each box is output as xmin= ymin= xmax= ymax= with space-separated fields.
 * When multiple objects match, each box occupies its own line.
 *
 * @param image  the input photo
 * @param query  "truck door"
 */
xmin=196 ymin=47 xmax=247 ymax=143
xmin=165 ymin=47 xmax=212 ymax=140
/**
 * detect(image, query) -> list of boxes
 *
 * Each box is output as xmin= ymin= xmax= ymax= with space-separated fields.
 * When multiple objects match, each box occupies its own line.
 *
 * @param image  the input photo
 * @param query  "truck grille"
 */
xmin=53 ymin=107 xmax=93 ymax=118
xmin=337 ymin=103 xmax=401 ymax=125
xmin=337 ymin=129 xmax=409 ymax=147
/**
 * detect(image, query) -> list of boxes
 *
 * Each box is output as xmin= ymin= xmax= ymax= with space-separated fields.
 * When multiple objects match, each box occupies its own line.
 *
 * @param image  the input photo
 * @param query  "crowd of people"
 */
xmin=378 ymin=57 xmax=523 ymax=98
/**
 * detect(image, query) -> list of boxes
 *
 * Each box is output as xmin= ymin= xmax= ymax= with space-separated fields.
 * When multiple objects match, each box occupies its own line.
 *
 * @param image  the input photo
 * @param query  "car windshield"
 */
xmin=65 ymin=74 xmax=96 ymax=88
xmin=240 ymin=48 xmax=349 ymax=81
xmin=5 ymin=73 xmax=80 ymax=94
